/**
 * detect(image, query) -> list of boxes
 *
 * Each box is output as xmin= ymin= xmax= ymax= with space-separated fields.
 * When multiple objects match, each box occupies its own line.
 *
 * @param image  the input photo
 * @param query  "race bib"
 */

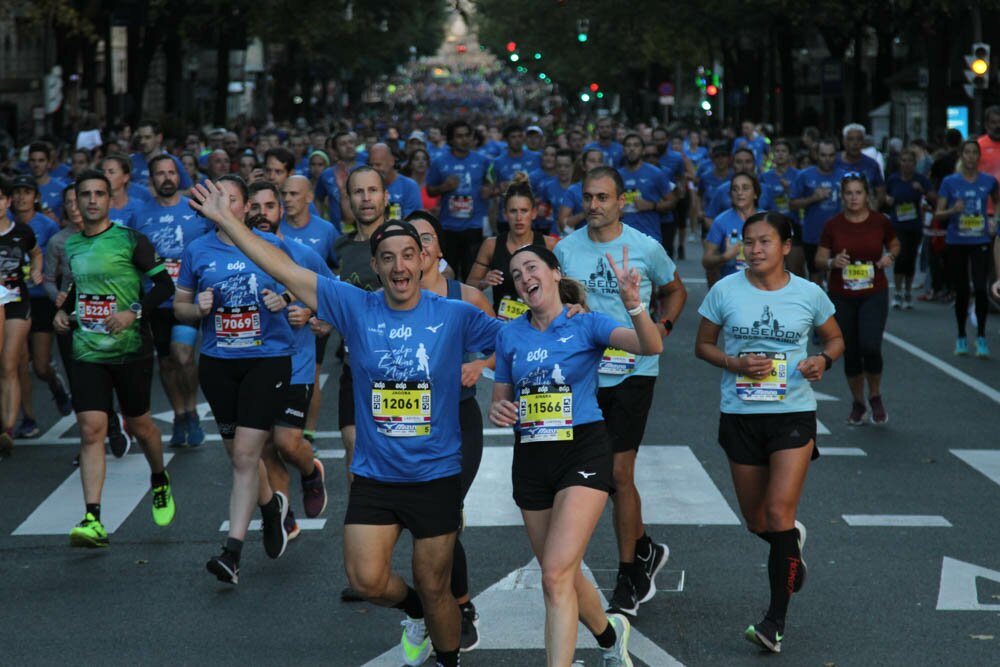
xmin=371 ymin=380 xmax=431 ymax=437
xmin=1 ymin=272 xmax=21 ymax=303
xmin=448 ymin=195 xmax=473 ymax=219
xmin=497 ymin=296 xmax=529 ymax=322
xmin=78 ymin=293 xmax=117 ymax=334
xmin=842 ymin=262 xmax=875 ymax=291
xmin=164 ymin=259 xmax=181 ymax=284
xmin=774 ymin=195 xmax=790 ymax=212
xmin=599 ymin=347 xmax=636 ymax=375
xmin=895 ymin=202 xmax=917 ymax=222
xmin=959 ymin=214 xmax=985 ymax=236
xmin=518 ymin=383 xmax=573 ymax=443
xmin=388 ymin=203 xmax=403 ymax=220
xmin=736 ymin=352 xmax=787 ymax=401
xmin=536 ymin=200 xmax=553 ymax=221
xmin=214 ymin=304 xmax=262 ymax=348
xmin=623 ymin=190 xmax=640 ymax=213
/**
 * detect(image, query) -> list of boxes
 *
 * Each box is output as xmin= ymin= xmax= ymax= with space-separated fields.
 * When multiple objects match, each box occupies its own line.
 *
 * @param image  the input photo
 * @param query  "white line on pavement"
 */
xmin=842 ymin=514 xmax=952 ymax=527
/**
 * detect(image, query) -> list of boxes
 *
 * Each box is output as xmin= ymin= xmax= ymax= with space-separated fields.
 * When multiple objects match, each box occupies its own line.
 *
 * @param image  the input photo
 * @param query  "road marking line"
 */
xmin=39 ymin=414 xmax=76 ymax=441
xmin=937 ymin=556 xmax=1000 ymax=611
xmin=219 ymin=518 xmax=326 ymax=532
xmin=842 ymin=514 xmax=952 ymax=527
xmin=951 ymin=449 xmax=1000 ymax=488
xmin=12 ymin=453 xmax=174 ymax=536
xmin=821 ymin=447 xmax=867 ymax=456
xmin=884 ymin=331 xmax=1000 ymax=405
xmin=316 ymin=449 xmax=345 ymax=459
xmin=817 ymin=418 xmax=830 ymax=435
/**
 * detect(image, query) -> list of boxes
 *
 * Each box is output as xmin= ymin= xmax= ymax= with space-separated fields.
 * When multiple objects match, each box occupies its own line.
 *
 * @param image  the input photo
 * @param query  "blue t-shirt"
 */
xmin=699 ymin=168 xmax=732 ymax=198
xmin=312 ymin=167 xmax=344 ymax=229
xmin=560 ymin=181 xmax=584 ymax=218
xmin=658 ymin=150 xmax=686 ymax=183
xmin=555 ymin=225 xmax=676 ymax=387
xmin=705 ymin=178 xmax=772 ymax=220
xmin=129 ymin=152 xmax=194 ymax=190
xmin=495 ymin=308 xmax=619 ymax=438
xmin=617 ymin=163 xmax=674 ymax=240
xmin=133 ymin=197 xmax=212 ymax=306
xmin=791 ymin=166 xmax=846 ymax=243
xmin=541 ymin=178 xmax=571 ymax=233
xmin=386 ymin=174 xmax=423 ymax=221
xmin=698 ymin=271 xmax=836 ymax=414
xmin=706 ymin=207 xmax=764 ymax=278
xmin=283 ymin=241 xmax=336 ymax=385
xmin=39 ymin=177 xmax=68 ymax=219
xmin=109 ymin=197 xmax=146 ymax=229
xmin=128 ymin=183 xmax=154 ymax=205
xmin=834 ymin=153 xmax=884 ymax=190
xmin=492 ymin=150 xmax=541 ymax=187
xmin=280 ymin=214 xmax=341 ymax=267
xmin=885 ymin=172 xmax=932 ymax=231
xmin=25 ymin=213 xmax=60 ymax=298
xmin=938 ymin=172 xmax=999 ymax=245
xmin=684 ymin=146 xmax=709 ymax=167
xmin=315 ymin=281 xmax=502 ymax=483
xmin=176 ymin=230 xmax=294 ymax=359
xmin=426 ymin=148 xmax=491 ymax=232
xmin=733 ymin=136 xmax=769 ymax=168
xmin=583 ymin=141 xmax=624 ymax=167
xmin=760 ymin=168 xmax=800 ymax=217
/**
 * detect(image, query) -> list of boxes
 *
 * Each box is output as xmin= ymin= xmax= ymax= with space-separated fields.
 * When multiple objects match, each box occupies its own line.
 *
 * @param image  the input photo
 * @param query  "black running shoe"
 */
xmin=206 ymin=547 xmax=240 ymax=585
xmin=261 ymin=491 xmax=288 ymax=559
xmin=460 ymin=602 xmax=480 ymax=652
xmin=107 ymin=413 xmax=130 ymax=458
xmin=634 ymin=541 xmax=669 ymax=604
xmin=744 ymin=616 xmax=782 ymax=653
xmin=607 ymin=572 xmax=639 ymax=617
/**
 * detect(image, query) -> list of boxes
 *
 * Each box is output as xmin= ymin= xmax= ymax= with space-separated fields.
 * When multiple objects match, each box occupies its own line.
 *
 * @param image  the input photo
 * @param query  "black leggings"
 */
xmin=832 ymin=291 xmax=888 ymax=377
xmin=947 ymin=244 xmax=991 ymax=338
xmin=442 ymin=228 xmax=484 ymax=283
xmin=894 ymin=229 xmax=922 ymax=277
xmin=451 ymin=396 xmax=484 ymax=600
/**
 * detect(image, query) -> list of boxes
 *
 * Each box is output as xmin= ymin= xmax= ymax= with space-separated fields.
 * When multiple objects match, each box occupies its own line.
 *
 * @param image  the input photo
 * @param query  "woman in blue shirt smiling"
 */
xmin=489 ymin=245 xmax=661 ymax=667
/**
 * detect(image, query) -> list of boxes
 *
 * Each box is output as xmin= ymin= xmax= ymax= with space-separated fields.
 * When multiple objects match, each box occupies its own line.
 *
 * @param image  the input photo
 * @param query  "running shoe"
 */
xmin=847 ymin=401 xmax=867 ymax=426
xmin=169 ymin=415 xmax=188 ymax=448
xmin=186 ymin=412 xmax=205 ymax=447
xmin=794 ymin=520 xmax=807 ymax=593
xmin=633 ymin=541 xmax=669 ymax=604
xmin=745 ymin=616 xmax=782 ymax=653
xmin=891 ymin=293 xmax=902 ymax=310
xmin=600 ymin=613 xmax=633 ymax=666
xmin=903 ymin=292 xmax=914 ymax=310
xmin=607 ymin=573 xmax=639 ymax=617
xmin=15 ymin=418 xmax=40 ymax=439
xmin=284 ymin=507 xmax=301 ymax=541
xmin=975 ymin=337 xmax=990 ymax=359
xmin=302 ymin=459 xmax=327 ymax=518
xmin=69 ymin=513 xmax=109 ymax=548
xmin=460 ymin=602 xmax=480 ymax=652
xmin=52 ymin=374 xmax=73 ymax=416
xmin=107 ymin=413 xmax=130 ymax=458
xmin=151 ymin=472 xmax=176 ymax=526
xmin=955 ymin=337 xmax=969 ymax=356
xmin=261 ymin=491 xmax=288 ymax=559
xmin=400 ymin=616 xmax=431 ymax=666
xmin=0 ymin=430 xmax=13 ymax=458
xmin=869 ymin=395 xmax=888 ymax=425
xmin=206 ymin=547 xmax=240 ymax=585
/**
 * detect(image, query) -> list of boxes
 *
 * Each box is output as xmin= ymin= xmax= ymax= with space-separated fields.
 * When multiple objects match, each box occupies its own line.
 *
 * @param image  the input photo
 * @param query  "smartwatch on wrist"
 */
xmin=660 ymin=318 xmax=673 ymax=335
xmin=820 ymin=352 xmax=833 ymax=370
xmin=129 ymin=302 xmax=142 ymax=319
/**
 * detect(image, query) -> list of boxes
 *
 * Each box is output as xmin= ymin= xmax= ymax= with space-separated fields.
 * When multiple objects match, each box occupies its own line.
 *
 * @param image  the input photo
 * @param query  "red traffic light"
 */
xmin=706 ymin=84 xmax=718 ymax=96
xmin=589 ymin=82 xmax=599 ymax=92
xmin=456 ymin=44 xmax=467 ymax=54
xmin=506 ymin=41 xmax=517 ymax=53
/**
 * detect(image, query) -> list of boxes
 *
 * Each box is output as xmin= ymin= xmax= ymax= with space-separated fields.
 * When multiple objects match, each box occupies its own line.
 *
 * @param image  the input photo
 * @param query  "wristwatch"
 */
xmin=820 ymin=352 xmax=833 ymax=370
xmin=660 ymin=318 xmax=674 ymax=335
xmin=129 ymin=302 xmax=142 ymax=319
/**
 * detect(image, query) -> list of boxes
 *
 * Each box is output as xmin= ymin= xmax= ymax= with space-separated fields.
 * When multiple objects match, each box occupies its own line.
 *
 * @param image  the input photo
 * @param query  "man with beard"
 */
xmin=617 ymin=134 xmax=677 ymax=240
xmin=130 ymin=120 xmax=193 ymax=191
xmin=132 ymin=154 xmax=212 ymax=447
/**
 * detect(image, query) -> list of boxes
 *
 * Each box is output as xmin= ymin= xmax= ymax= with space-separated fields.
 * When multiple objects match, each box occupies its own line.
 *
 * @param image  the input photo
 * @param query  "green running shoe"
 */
xmin=745 ymin=617 xmax=782 ymax=653
xmin=69 ymin=513 xmax=109 ymax=548
xmin=151 ymin=471 xmax=176 ymax=526
xmin=400 ymin=616 xmax=431 ymax=666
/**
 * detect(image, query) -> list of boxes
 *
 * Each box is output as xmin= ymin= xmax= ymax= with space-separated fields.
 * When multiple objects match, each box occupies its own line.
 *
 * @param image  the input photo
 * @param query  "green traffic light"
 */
xmin=577 ymin=33 xmax=588 ymax=43
xmin=534 ymin=52 xmax=542 ymax=60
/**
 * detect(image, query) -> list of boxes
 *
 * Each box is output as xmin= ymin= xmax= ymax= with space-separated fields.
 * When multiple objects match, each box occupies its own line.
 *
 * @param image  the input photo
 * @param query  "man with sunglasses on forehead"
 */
xmin=835 ymin=123 xmax=885 ymax=209
xmin=189 ymin=179 xmax=502 ymax=667
xmin=790 ymin=139 xmax=847 ymax=284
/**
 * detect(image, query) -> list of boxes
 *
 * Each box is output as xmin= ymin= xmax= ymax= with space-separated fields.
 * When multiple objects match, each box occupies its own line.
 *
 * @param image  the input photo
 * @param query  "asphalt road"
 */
xmin=2 ymin=238 xmax=999 ymax=666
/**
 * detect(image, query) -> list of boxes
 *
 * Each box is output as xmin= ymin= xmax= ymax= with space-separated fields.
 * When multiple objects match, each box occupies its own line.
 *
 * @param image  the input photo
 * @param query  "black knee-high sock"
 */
xmin=393 ymin=585 xmax=424 ymax=619
xmin=765 ymin=528 xmax=801 ymax=630
xmin=451 ymin=537 xmax=469 ymax=599
xmin=433 ymin=647 xmax=460 ymax=666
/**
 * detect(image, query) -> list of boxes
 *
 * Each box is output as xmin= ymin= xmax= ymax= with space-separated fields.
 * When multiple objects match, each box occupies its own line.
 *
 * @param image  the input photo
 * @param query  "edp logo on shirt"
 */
xmin=227 ymin=261 xmax=247 ymax=272
xmin=526 ymin=348 xmax=549 ymax=363
xmin=389 ymin=325 xmax=413 ymax=341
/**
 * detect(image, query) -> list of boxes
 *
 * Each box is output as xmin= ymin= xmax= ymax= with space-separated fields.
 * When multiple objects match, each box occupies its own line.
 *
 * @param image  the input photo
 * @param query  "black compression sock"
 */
xmin=754 ymin=530 xmax=773 ymax=544
xmin=303 ymin=463 xmax=320 ymax=481
xmin=393 ymin=586 xmax=424 ymax=619
xmin=451 ymin=538 xmax=469 ymax=599
xmin=224 ymin=537 xmax=243 ymax=558
xmin=634 ymin=532 xmax=652 ymax=555
xmin=150 ymin=471 xmax=168 ymax=488
xmin=433 ymin=647 xmax=460 ymax=667
xmin=765 ymin=528 xmax=801 ymax=630
xmin=86 ymin=503 xmax=101 ymax=521
xmin=594 ymin=621 xmax=617 ymax=649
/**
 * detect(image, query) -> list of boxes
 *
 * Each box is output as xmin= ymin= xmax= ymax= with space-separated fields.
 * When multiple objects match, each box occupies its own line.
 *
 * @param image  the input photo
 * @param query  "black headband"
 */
xmin=509 ymin=244 xmax=561 ymax=272
xmin=369 ymin=221 xmax=423 ymax=256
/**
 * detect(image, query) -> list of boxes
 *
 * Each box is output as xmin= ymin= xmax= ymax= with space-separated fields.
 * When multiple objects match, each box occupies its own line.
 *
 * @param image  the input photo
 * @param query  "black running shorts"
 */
xmin=338 ymin=362 xmax=355 ymax=429
xmin=512 ymin=421 xmax=614 ymax=511
xmin=71 ymin=356 xmax=154 ymax=418
xmin=29 ymin=297 xmax=55 ymax=333
xmin=274 ymin=383 xmax=313 ymax=430
xmin=198 ymin=354 xmax=290 ymax=439
xmin=597 ymin=375 xmax=656 ymax=453
xmin=718 ymin=410 xmax=820 ymax=466
xmin=345 ymin=474 xmax=462 ymax=539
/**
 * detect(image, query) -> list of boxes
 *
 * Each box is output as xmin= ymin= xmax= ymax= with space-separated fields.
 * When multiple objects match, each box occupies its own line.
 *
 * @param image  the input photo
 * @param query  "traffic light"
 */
xmin=577 ymin=18 xmax=589 ymax=43
xmin=965 ymin=43 xmax=991 ymax=89
xmin=506 ymin=41 xmax=517 ymax=53
xmin=706 ymin=84 xmax=718 ymax=96
xmin=580 ymin=92 xmax=592 ymax=102
xmin=589 ymin=82 xmax=599 ymax=92
xmin=509 ymin=53 xmax=519 ymax=62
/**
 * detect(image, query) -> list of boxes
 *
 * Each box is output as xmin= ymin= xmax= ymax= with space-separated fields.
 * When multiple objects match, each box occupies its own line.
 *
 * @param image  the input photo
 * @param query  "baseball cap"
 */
xmin=526 ymin=125 xmax=544 ymax=135
xmin=407 ymin=130 xmax=427 ymax=143
xmin=11 ymin=175 xmax=38 ymax=192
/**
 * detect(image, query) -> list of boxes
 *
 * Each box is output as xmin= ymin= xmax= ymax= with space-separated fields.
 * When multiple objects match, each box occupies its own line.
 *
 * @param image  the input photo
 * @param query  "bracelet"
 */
xmin=723 ymin=356 xmax=730 ymax=372
xmin=626 ymin=304 xmax=645 ymax=317
xmin=282 ymin=292 xmax=292 ymax=305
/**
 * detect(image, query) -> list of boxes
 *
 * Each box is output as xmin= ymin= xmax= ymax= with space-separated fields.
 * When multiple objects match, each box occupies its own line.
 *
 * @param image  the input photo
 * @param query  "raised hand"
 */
xmin=606 ymin=247 xmax=641 ymax=311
